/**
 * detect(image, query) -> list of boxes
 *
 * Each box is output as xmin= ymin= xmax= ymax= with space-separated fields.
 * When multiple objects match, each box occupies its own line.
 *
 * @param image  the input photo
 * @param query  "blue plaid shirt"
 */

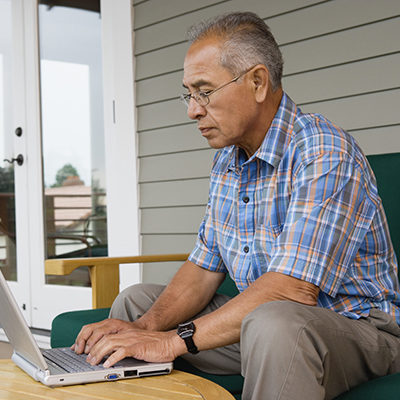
xmin=189 ymin=93 xmax=400 ymax=323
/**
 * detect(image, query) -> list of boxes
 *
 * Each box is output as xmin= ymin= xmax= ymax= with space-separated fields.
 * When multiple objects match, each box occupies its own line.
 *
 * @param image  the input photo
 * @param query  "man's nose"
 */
xmin=187 ymin=98 xmax=206 ymax=120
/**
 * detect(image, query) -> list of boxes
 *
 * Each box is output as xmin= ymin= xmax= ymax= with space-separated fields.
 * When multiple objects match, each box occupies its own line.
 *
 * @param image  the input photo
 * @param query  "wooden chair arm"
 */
xmin=45 ymin=253 xmax=190 ymax=309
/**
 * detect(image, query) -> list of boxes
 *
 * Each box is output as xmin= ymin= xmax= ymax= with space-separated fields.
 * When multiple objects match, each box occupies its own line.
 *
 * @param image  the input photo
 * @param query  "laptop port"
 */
xmin=124 ymin=370 xmax=138 ymax=377
xmin=138 ymin=369 xmax=170 ymax=377
xmin=106 ymin=373 xmax=120 ymax=380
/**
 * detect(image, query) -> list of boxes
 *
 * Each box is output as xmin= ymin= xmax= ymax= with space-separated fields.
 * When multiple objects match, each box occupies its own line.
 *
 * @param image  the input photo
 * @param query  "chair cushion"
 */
xmin=217 ymin=274 xmax=240 ymax=297
xmin=366 ymin=153 xmax=400 ymax=261
xmin=334 ymin=372 xmax=400 ymax=399
xmin=51 ymin=308 xmax=110 ymax=348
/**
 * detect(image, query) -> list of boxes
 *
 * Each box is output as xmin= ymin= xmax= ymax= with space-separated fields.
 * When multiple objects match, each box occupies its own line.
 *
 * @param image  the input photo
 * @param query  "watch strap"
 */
xmin=183 ymin=335 xmax=198 ymax=354
xmin=177 ymin=322 xmax=199 ymax=354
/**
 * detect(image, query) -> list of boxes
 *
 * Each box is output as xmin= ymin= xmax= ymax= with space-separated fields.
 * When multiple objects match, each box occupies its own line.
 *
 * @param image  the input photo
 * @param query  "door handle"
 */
xmin=3 ymin=154 xmax=24 ymax=166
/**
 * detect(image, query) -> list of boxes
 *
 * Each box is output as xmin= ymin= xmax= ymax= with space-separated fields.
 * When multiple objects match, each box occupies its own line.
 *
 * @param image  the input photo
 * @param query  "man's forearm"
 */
xmin=136 ymin=260 xmax=226 ymax=331
xmin=180 ymin=271 xmax=319 ymax=353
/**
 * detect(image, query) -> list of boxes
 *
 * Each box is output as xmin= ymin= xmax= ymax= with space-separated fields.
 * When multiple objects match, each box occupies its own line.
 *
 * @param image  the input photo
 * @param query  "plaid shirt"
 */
xmin=189 ymin=92 xmax=400 ymax=323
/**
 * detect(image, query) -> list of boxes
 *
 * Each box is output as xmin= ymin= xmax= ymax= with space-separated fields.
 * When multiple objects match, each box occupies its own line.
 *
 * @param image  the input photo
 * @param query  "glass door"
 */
xmin=0 ymin=0 xmax=108 ymax=330
xmin=38 ymin=1 xmax=108 ymax=287
xmin=30 ymin=0 xmax=109 ymax=328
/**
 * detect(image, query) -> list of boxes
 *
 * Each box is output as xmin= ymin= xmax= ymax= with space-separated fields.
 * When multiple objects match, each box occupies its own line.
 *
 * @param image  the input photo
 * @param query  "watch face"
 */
xmin=178 ymin=322 xmax=195 ymax=338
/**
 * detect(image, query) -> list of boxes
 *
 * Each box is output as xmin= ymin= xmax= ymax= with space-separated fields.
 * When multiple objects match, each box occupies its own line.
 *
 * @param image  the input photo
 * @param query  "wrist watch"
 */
xmin=177 ymin=321 xmax=199 ymax=354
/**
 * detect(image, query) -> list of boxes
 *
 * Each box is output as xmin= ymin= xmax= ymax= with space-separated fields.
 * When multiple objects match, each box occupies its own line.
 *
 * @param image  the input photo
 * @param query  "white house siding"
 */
xmin=133 ymin=0 xmax=400 ymax=284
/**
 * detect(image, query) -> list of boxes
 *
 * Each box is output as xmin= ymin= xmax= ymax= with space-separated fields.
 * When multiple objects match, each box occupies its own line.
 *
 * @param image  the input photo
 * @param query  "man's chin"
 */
xmin=205 ymin=137 xmax=228 ymax=149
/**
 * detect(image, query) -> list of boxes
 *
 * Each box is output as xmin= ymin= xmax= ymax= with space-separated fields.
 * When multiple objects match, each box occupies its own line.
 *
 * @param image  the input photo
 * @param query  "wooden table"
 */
xmin=0 ymin=360 xmax=235 ymax=399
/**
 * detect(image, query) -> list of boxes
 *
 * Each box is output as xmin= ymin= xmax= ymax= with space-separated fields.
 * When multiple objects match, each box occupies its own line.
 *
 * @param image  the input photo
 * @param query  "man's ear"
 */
xmin=250 ymin=66 xmax=269 ymax=103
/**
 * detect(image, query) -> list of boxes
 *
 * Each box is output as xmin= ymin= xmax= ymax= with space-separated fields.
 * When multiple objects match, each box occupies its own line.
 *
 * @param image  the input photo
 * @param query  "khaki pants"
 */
xmin=110 ymin=284 xmax=400 ymax=400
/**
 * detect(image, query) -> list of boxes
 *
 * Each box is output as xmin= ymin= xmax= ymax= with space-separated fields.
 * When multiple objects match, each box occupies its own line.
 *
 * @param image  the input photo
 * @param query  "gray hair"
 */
xmin=186 ymin=12 xmax=283 ymax=91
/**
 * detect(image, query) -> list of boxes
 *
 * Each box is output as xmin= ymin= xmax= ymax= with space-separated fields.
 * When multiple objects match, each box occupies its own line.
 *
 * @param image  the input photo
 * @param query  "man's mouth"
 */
xmin=199 ymin=126 xmax=213 ymax=135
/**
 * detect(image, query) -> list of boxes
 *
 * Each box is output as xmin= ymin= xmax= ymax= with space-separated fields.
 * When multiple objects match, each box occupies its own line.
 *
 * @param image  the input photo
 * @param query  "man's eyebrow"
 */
xmin=182 ymin=79 xmax=212 ymax=90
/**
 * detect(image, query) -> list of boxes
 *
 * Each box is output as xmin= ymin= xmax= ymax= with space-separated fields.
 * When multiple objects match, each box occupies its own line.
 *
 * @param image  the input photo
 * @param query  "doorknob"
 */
xmin=3 ymin=154 xmax=24 ymax=166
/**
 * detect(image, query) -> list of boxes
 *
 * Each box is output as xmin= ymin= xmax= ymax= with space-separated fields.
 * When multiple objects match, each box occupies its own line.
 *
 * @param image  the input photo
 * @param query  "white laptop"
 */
xmin=0 ymin=270 xmax=173 ymax=386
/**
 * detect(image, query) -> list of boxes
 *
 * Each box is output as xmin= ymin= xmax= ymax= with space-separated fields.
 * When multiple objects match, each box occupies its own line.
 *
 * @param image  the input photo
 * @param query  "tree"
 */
xmin=52 ymin=163 xmax=80 ymax=187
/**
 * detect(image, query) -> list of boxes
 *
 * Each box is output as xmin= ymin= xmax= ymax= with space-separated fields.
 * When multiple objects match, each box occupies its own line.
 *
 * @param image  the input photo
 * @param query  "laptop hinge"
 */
xmin=12 ymin=351 xmax=48 ymax=381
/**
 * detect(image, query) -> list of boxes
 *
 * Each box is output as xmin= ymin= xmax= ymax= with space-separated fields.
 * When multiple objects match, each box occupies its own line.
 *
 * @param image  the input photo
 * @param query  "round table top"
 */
xmin=0 ymin=359 xmax=235 ymax=399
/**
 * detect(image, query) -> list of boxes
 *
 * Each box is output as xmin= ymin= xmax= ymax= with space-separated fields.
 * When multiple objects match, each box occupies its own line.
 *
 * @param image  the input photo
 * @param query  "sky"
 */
xmin=41 ymin=59 xmax=91 ymax=187
xmin=0 ymin=56 xmax=91 ymax=187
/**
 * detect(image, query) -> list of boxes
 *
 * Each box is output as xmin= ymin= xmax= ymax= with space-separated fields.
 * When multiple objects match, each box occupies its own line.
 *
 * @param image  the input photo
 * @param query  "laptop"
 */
xmin=0 ymin=270 xmax=173 ymax=386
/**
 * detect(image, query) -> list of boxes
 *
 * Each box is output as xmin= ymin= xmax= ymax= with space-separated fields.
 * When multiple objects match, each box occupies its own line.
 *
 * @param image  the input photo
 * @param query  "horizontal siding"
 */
xmin=269 ymin=0 xmax=400 ymax=45
xmin=134 ymin=0 xmax=323 ymax=54
xmin=136 ymin=18 xmax=400 ymax=128
xmin=135 ymin=0 xmax=400 ymax=55
xmin=284 ymin=53 xmax=400 ymax=105
xmin=141 ymin=206 xmax=205 ymax=234
xmin=134 ymin=0 xmax=400 ymax=283
xmin=138 ymin=123 xmax=400 ymax=160
xmin=136 ymin=16 xmax=400 ymax=80
xmin=138 ymin=88 xmax=400 ymax=132
xmin=301 ymin=90 xmax=400 ymax=131
xmin=351 ymin=126 xmax=400 ymax=156
xmin=137 ymin=98 xmax=184 ymax=131
xmin=139 ymin=149 xmax=215 ymax=182
xmin=282 ymin=17 xmax=400 ymax=75
xmin=140 ymin=178 xmax=209 ymax=208
xmin=134 ymin=0 xmax=228 ymax=30
xmin=137 ymin=52 xmax=400 ymax=106
xmin=138 ymin=123 xmax=205 ymax=157
xmin=136 ymin=71 xmax=182 ymax=106
xmin=142 ymin=234 xmax=197 ymax=254
xmin=141 ymin=261 xmax=183 ymax=285
xmin=141 ymin=234 xmax=197 ymax=284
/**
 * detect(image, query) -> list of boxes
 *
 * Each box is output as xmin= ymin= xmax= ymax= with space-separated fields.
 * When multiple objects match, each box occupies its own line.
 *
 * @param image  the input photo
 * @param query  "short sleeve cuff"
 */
xmin=266 ymin=253 xmax=347 ymax=297
xmin=189 ymin=241 xmax=227 ymax=273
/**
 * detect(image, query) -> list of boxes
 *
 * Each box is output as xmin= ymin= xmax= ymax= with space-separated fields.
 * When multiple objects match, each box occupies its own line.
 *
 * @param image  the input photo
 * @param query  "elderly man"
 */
xmin=73 ymin=12 xmax=400 ymax=400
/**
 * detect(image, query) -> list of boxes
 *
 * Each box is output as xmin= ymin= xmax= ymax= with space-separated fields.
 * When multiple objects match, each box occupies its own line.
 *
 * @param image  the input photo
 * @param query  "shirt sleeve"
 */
xmin=189 ymin=192 xmax=228 ymax=273
xmin=188 ymin=147 xmax=228 ymax=274
xmin=267 ymin=152 xmax=377 ymax=297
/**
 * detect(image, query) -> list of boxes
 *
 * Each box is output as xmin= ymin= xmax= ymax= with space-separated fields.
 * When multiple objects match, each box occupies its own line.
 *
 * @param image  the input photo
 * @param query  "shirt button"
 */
xmin=243 ymin=245 xmax=250 ymax=253
xmin=242 ymin=196 xmax=250 ymax=204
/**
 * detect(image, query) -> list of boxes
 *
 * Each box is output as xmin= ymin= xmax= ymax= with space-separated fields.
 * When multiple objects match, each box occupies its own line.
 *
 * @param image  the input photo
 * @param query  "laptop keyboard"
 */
xmin=42 ymin=348 xmax=107 ymax=373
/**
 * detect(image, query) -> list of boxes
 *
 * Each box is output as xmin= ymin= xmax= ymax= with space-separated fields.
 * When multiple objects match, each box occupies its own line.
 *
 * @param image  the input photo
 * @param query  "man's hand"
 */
xmin=72 ymin=318 xmax=135 ymax=355
xmin=86 ymin=328 xmax=185 ymax=368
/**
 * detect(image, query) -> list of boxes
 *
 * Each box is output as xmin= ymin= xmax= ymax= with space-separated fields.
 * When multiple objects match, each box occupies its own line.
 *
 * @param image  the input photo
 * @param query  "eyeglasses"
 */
xmin=180 ymin=66 xmax=255 ymax=108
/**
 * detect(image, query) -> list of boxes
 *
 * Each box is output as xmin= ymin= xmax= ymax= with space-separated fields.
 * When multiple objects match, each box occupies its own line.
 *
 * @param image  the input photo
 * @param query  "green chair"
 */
xmin=49 ymin=153 xmax=400 ymax=400
xmin=334 ymin=152 xmax=400 ymax=400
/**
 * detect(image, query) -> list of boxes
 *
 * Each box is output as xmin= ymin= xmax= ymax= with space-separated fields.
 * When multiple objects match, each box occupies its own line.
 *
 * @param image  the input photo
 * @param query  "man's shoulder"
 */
xmin=292 ymin=111 xmax=362 ymax=165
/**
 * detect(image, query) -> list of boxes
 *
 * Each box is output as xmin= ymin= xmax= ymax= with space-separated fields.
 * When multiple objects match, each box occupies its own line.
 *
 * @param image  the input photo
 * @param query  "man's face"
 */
xmin=183 ymin=37 xmax=259 ymax=150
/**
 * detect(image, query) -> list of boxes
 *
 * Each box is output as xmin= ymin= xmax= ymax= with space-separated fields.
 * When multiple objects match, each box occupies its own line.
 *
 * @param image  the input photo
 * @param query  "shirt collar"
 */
xmin=226 ymin=92 xmax=297 ymax=172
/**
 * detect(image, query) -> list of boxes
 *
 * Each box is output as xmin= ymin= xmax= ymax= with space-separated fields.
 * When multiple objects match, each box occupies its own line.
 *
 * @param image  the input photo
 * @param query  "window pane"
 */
xmin=0 ymin=0 xmax=17 ymax=282
xmin=39 ymin=1 xmax=107 ymax=287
